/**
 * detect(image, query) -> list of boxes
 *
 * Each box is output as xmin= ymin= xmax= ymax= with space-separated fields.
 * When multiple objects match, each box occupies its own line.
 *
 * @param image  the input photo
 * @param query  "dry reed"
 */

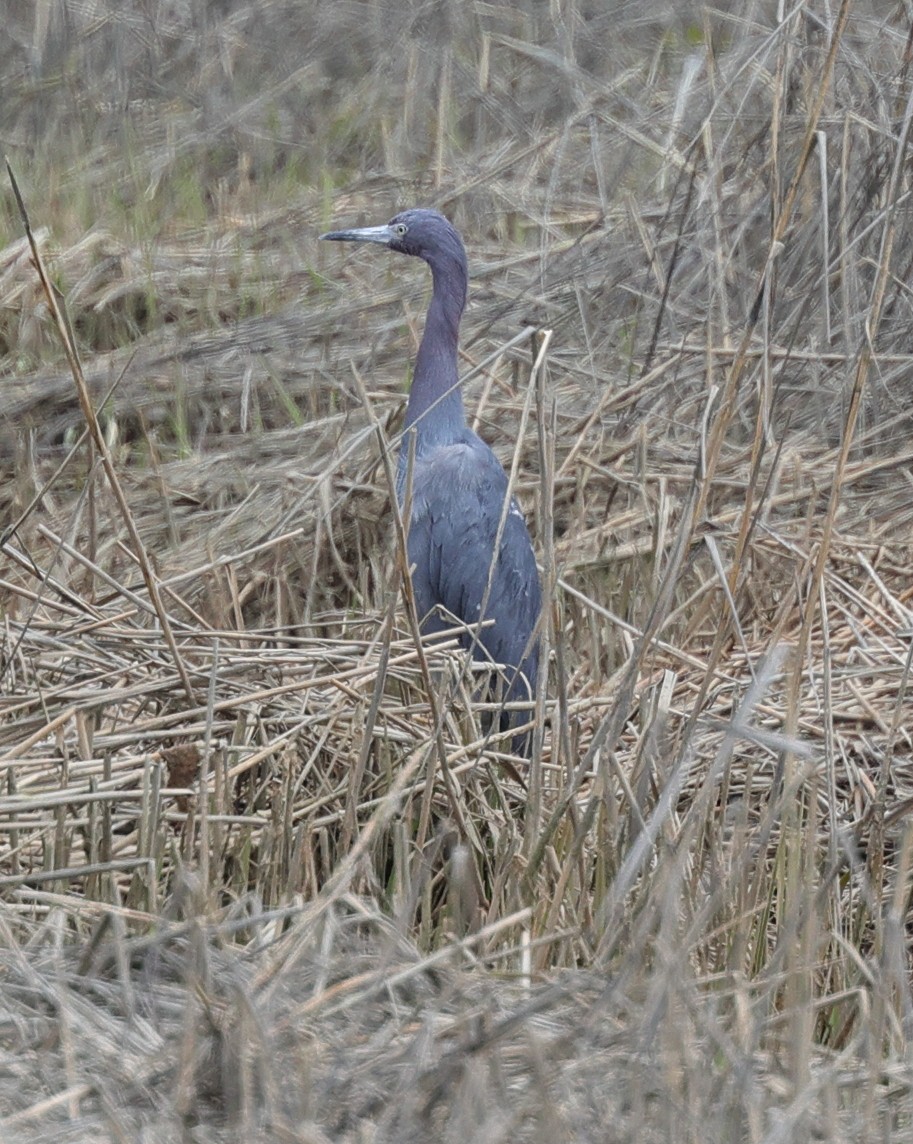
xmin=2 ymin=1 xmax=913 ymax=1139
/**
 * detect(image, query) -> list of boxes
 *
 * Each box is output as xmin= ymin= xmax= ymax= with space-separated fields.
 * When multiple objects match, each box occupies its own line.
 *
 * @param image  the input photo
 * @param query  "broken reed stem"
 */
xmin=693 ymin=0 xmax=852 ymax=531
xmin=349 ymin=361 xmax=486 ymax=909
xmin=5 ymin=159 xmax=196 ymax=704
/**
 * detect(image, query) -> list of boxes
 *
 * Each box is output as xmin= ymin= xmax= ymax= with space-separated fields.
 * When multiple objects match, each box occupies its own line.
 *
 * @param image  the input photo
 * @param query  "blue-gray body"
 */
xmin=321 ymin=209 xmax=541 ymax=749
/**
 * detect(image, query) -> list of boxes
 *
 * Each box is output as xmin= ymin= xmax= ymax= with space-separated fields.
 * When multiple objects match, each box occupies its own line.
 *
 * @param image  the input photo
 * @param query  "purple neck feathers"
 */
xmin=403 ymin=248 xmax=468 ymax=446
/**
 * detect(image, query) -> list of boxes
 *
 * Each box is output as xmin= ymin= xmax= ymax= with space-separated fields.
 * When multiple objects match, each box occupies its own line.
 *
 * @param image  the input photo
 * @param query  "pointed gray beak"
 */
xmin=319 ymin=223 xmax=395 ymax=245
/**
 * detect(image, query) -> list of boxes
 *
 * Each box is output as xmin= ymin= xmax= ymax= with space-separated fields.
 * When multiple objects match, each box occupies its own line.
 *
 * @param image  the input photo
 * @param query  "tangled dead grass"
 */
xmin=2 ymin=1 xmax=913 ymax=1139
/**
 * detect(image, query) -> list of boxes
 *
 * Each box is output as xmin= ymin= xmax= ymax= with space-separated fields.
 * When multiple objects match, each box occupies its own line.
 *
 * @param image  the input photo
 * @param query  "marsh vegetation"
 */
xmin=1 ymin=1 xmax=913 ymax=1139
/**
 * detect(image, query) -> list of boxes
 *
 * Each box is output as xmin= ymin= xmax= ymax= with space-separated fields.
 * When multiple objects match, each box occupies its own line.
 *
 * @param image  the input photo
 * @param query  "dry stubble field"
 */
xmin=2 ymin=1 xmax=913 ymax=1140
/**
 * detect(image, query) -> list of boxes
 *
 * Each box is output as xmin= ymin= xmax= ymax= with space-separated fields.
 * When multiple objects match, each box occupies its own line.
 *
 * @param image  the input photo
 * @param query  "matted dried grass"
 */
xmin=2 ymin=1 xmax=913 ymax=1139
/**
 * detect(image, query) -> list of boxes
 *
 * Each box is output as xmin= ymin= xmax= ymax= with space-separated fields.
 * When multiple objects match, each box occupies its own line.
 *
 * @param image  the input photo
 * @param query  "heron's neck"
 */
xmin=404 ymin=261 xmax=466 ymax=446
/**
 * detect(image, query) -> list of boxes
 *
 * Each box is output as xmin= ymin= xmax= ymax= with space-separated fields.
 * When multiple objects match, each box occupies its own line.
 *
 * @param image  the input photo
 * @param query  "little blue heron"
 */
xmin=320 ymin=208 xmax=541 ymax=751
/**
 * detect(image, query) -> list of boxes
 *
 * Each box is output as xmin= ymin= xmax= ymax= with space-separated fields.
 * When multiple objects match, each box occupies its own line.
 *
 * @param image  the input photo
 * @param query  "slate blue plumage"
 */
xmin=321 ymin=209 xmax=541 ymax=749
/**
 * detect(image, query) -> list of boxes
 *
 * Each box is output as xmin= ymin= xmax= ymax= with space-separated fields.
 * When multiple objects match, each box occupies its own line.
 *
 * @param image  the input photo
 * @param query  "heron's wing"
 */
xmin=404 ymin=436 xmax=540 ymax=687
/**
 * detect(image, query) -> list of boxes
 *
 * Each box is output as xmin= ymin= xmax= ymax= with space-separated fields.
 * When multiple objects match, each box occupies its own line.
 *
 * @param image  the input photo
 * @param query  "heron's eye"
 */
xmin=394 ymin=223 xmax=407 ymax=237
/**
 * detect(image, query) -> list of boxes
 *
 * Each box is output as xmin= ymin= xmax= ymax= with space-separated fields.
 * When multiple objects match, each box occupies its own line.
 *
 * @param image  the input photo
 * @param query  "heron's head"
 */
xmin=321 ymin=209 xmax=466 ymax=275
